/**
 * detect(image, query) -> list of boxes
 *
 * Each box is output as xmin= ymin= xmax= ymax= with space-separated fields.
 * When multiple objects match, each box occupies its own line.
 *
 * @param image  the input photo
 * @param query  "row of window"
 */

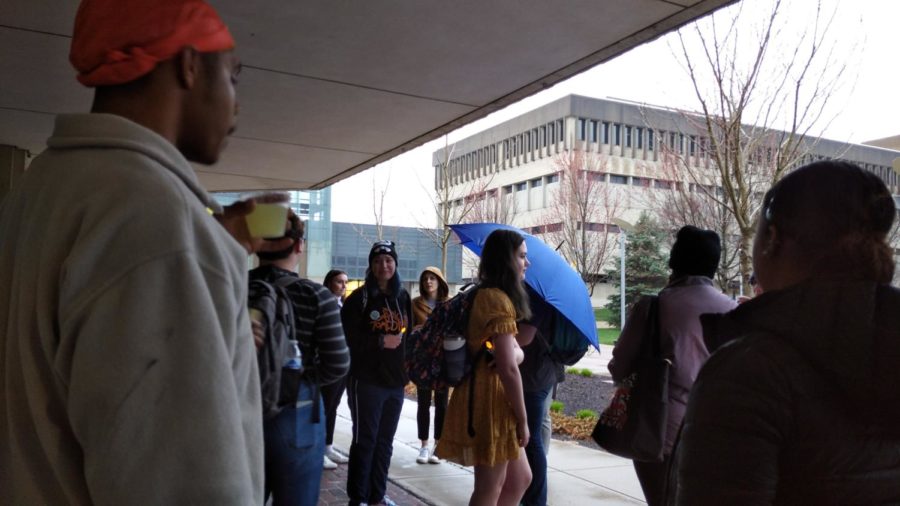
xmin=576 ymin=117 xmax=725 ymax=162
xmin=527 ymin=222 xmax=618 ymax=235
xmin=439 ymin=119 xmax=569 ymax=189
xmin=439 ymin=110 xmax=899 ymax=196
xmin=439 ymin=116 xmax=718 ymax=191
xmin=445 ymin=170 xmax=731 ymax=215
xmin=576 ymin=118 xmax=658 ymax=151
xmin=446 ymin=173 xmax=561 ymax=211
xmin=800 ymin=154 xmax=896 ymax=187
xmin=503 ymin=120 xmax=566 ymax=162
xmin=575 ymin=117 xmax=774 ymax=164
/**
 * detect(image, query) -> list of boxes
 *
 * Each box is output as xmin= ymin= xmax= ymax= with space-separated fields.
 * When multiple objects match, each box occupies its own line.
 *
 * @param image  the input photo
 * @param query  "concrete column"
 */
xmin=0 ymin=145 xmax=29 ymax=201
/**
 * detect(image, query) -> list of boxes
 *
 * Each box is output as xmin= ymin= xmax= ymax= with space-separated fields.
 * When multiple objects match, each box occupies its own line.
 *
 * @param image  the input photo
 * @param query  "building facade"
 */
xmin=433 ymin=95 xmax=900 ymax=286
xmin=213 ymin=188 xmax=333 ymax=278
xmin=330 ymin=222 xmax=463 ymax=284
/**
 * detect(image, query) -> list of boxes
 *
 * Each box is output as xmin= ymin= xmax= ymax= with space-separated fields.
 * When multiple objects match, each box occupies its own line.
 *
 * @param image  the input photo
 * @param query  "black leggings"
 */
xmin=415 ymin=386 xmax=448 ymax=442
xmin=321 ymin=376 xmax=347 ymax=446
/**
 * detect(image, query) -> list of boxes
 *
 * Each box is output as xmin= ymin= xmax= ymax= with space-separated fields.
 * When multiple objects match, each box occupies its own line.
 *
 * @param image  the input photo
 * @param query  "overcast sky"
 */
xmin=331 ymin=0 xmax=900 ymax=229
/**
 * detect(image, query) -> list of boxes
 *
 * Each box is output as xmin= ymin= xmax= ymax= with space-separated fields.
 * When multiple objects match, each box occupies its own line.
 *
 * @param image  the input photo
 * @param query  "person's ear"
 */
xmin=175 ymin=46 xmax=200 ymax=90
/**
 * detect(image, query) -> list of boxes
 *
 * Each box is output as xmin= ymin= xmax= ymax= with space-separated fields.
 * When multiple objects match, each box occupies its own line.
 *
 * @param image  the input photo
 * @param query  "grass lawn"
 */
xmin=597 ymin=328 xmax=619 ymax=346
xmin=594 ymin=307 xmax=613 ymax=322
xmin=593 ymin=307 xmax=620 ymax=345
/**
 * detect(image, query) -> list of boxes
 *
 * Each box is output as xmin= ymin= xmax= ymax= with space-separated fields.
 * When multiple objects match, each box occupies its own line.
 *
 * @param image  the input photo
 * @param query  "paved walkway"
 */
xmin=323 ymin=345 xmax=645 ymax=505
xmin=575 ymin=343 xmax=615 ymax=377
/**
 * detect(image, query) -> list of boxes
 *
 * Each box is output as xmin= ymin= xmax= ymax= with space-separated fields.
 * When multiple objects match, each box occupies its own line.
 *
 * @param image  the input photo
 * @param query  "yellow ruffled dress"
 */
xmin=435 ymin=288 xmax=520 ymax=466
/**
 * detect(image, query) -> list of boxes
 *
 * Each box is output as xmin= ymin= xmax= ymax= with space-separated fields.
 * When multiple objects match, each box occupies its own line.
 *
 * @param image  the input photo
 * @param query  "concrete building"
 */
xmin=433 ymin=94 xmax=900 ymax=289
xmin=330 ymin=222 xmax=462 ymax=285
xmin=214 ymin=188 xmax=333 ymax=278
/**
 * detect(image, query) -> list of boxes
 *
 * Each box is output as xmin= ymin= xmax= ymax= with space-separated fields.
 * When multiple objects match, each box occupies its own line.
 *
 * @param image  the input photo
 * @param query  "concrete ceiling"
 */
xmin=0 ymin=0 xmax=735 ymax=191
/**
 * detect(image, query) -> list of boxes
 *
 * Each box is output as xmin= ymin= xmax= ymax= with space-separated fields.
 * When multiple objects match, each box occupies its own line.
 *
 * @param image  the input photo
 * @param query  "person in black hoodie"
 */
xmin=341 ymin=240 xmax=412 ymax=506
xmin=674 ymin=160 xmax=900 ymax=504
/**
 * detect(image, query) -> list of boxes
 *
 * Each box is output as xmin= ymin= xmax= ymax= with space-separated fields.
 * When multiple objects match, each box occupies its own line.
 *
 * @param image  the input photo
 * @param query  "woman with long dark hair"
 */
xmin=675 ymin=161 xmax=900 ymax=504
xmin=437 ymin=229 xmax=533 ymax=506
xmin=321 ymin=269 xmax=350 ymax=470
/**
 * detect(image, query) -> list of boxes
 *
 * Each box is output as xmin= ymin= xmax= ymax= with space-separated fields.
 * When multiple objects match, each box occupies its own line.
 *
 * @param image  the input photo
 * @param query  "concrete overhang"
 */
xmin=0 ymin=0 xmax=736 ymax=191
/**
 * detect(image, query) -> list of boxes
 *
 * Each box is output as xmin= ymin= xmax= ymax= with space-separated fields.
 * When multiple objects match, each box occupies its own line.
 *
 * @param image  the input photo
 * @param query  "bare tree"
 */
xmin=420 ymin=136 xmax=511 ymax=273
xmin=464 ymin=185 xmax=515 ymax=225
xmin=541 ymin=149 xmax=623 ymax=295
xmin=650 ymin=0 xmax=853 ymax=290
xmin=372 ymin=170 xmax=389 ymax=241
xmin=641 ymin=150 xmax=742 ymax=291
xmin=348 ymin=170 xmax=392 ymax=246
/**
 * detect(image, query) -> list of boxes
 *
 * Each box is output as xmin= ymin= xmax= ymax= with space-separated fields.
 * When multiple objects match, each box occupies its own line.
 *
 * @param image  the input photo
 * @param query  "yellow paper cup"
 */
xmin=244 ymin=192 xmax=290 ymax=239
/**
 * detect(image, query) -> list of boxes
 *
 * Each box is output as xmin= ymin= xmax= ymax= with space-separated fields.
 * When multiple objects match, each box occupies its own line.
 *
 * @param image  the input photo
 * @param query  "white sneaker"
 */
xmin=416 ymin=446 xmax=429 ymax=464
xmin=323 ymin=456 xmax=338 ymax=470
xmin=325 ymin=447 xmax=349 ymax=464
xmin=428 ymin=448 xmax=442 ymax=464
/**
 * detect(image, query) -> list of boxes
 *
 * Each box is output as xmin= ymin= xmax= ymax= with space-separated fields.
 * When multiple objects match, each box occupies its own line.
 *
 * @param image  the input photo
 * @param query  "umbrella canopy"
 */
xmin=449 ymin=223 xmax=599 ymax=350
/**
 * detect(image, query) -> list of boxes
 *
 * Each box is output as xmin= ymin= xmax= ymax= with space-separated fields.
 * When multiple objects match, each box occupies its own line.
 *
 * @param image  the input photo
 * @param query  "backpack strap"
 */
xmin=462 ymin=285 xmax=484 ymax=438
xmin=466 ymin=343 xmax=490 ymax=438
xmin=272 ymin=274 xmax=322 ymax=424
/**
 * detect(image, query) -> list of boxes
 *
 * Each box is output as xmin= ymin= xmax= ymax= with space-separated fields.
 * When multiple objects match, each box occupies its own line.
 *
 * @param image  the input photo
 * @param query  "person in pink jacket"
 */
xmin=608 ymin=225 xmax=737 ymax=505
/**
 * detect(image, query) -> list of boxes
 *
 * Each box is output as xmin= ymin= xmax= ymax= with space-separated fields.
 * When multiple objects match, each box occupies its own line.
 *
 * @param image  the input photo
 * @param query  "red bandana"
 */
xmin=70 ymin=0 xmax=235 ymax=87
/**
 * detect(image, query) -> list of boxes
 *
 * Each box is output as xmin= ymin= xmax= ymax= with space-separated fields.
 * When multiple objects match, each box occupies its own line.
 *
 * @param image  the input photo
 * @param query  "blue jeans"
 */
xmin=522 ymin=386 xmax=552 ymax=506
xmin=346 ymin=377 xmax=404 ymax=506
xmin=263 ymin=381 xmax=325 ymax=506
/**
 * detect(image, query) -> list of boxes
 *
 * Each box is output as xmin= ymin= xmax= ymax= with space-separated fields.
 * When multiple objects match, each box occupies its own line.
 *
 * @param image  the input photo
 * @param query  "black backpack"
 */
xmin=406 ymin=286 xmax=492 ymax=436
xmin=546 ymin=313 xmax=590 ymax=366
xmin=249 ymin=275 xmax=302 ymax=420
xmin=524 ymin=284 xmax=589 ymax=366
xmin=406 ymin=286 xmax=483 ymax=390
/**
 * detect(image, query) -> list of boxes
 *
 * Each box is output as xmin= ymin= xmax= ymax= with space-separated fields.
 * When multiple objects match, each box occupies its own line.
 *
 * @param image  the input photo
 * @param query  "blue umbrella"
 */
xmin=449 ymin=222 xmax=599 ymax=350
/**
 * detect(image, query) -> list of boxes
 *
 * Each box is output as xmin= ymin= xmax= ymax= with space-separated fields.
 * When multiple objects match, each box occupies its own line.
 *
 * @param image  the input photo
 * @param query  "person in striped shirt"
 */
xmin=250 ymin=211 xmax=350 ymax=505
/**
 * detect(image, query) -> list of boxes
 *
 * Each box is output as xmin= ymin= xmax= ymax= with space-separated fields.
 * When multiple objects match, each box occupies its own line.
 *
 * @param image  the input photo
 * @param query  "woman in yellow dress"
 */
xmin=436 ymin=229 xmax=533 ymax=505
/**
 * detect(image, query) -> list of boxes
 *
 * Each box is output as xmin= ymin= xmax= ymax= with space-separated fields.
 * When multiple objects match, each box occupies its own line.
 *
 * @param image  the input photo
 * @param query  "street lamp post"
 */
xmin=611 ymin=218 xmax=634 ymax=331
xmin=618 ymin=231 xmax=626 ymax=330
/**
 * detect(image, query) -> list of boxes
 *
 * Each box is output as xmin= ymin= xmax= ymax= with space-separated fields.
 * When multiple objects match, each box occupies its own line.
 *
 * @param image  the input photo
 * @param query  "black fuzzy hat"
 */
xmin=368 ymin=240 xmax=398 ymax=264
xmin=668 ymin=226 xmax=721 ymax=278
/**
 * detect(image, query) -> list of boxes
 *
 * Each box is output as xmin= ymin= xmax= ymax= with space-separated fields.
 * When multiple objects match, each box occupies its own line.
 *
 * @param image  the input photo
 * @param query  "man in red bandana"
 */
xmin=0 ymin=1 xmax=273 ymax=504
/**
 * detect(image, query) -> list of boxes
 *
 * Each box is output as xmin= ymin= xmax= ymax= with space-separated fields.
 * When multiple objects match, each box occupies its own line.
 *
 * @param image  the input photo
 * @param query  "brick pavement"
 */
xmin=318 ymin=461 xmax=430 ymax=506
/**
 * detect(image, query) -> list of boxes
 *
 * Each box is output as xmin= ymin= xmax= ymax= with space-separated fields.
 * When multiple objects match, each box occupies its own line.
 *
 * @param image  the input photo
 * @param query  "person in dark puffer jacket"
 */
xmin=674 ymin=160 xmax=900 ymax=505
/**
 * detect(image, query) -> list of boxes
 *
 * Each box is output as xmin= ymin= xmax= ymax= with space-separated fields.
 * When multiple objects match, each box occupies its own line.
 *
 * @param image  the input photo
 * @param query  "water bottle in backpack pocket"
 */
xmin=279 ymin=338 xmax=303 ymax=409
xmin=249 ymin=275 xmax=303 ymax=419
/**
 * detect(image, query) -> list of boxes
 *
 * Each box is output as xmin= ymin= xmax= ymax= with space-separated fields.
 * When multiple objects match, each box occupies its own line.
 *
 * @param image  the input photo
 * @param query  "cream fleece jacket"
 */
xmin=0 ymin=114 xmax=263 ymax=505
